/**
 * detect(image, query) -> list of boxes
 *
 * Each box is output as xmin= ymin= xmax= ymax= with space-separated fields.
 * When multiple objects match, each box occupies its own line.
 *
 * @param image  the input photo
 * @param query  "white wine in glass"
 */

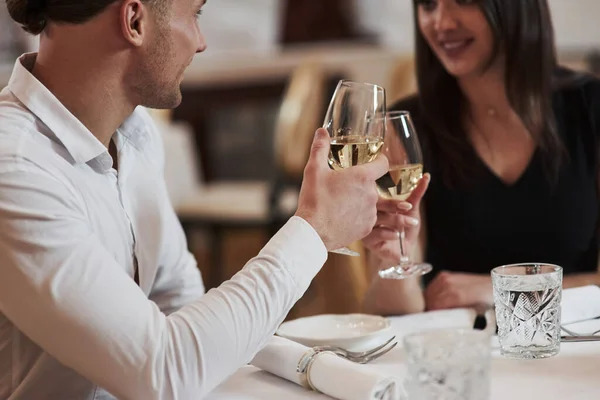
xmin=377 ymin=164 xmax=424 ymax=201
xmin=375 ymin=111 xmax=432 ymax=278
xmin=323 ymin=80 xmax=386 ymax=256
xmin=328 ymin=135 xmax=384 ymax=169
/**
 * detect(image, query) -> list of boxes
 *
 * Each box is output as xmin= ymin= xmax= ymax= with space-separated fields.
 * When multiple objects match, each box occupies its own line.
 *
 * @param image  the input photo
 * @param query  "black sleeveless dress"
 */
xmin=391 ymin=68 xmax=600 ymax=285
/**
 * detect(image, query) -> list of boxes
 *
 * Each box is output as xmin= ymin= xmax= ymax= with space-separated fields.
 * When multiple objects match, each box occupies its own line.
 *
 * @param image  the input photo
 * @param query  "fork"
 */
xmin=312 ymin=336 xmax=398 ymax=364
xmin=560 ymin=325 xmax=600 ymax=337
xmin=561 ymin=335 xmax=600 ymax=342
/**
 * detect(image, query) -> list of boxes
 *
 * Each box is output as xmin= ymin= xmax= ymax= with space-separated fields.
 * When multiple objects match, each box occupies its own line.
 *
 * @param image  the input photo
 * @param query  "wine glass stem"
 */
xmin=398 ymin=228 xmax=410 ymax=265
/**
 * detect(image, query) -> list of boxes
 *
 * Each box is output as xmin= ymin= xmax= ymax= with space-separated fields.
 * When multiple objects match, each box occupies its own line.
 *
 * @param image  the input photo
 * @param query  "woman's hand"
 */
xmin=424 ymin=271 xmax=494 ymax=311
xmin=363 ymin=173 xmax=431 ymax=263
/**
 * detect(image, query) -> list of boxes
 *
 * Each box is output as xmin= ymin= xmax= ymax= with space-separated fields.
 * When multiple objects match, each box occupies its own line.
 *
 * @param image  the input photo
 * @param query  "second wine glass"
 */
xmin=375 ymin=111 xmax=432 ymax=278
xmin=324 ymin=80 xmax=386 ymax=256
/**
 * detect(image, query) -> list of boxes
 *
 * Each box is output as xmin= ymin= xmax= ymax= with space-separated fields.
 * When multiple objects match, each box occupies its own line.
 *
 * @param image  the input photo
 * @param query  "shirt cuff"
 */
xmin=258 ymin=216 xmax=328 ymax=293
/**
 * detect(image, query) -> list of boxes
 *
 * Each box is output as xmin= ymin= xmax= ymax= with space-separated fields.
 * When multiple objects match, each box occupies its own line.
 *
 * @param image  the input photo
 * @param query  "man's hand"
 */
xmin=295 ymin=128 xmax=389 ymax=251
xmin=425 ymin=271 xmax=494 ymax=311
xmin=362 ymin=173 xmax=430 ymax=263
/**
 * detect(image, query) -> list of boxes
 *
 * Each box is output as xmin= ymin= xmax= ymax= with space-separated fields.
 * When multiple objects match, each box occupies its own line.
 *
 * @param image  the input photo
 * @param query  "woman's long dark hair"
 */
xmin=413 ymin=0 xmax=564 ymax=187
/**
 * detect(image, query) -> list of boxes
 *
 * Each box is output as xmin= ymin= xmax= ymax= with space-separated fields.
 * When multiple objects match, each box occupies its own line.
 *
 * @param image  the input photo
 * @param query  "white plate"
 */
xmin=276 ymin=314 xmax=392 ymax=351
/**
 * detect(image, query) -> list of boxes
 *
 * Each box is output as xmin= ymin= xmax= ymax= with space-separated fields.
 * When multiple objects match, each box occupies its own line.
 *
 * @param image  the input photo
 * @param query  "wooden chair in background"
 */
xmin=388 ymin=56 xmax=417 ymax=104
xmin=169 ymin=61 xmax=329 ymax=289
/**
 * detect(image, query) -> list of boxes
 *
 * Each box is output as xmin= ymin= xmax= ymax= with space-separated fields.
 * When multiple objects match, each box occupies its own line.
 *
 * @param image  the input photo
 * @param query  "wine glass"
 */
xmin=375 ymin=111 xmax=432 ymax=278
xmin=323 ymin=80 xmax=386 ymax=256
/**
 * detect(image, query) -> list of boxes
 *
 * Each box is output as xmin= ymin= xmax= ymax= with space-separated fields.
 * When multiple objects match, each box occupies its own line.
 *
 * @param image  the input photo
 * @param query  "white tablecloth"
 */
xmin=207 ymin=310 xmax=600 ymax=399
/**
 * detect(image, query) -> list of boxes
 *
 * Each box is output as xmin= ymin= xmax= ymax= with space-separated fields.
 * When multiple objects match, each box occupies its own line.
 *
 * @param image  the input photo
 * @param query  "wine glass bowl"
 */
xmin=323 ymin=80 xmax=386 ymax=256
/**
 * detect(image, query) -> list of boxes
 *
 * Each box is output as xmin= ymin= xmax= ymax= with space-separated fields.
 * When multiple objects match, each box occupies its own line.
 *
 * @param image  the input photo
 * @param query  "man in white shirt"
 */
xmin=0 ymin=0 xmax=388 ymax=399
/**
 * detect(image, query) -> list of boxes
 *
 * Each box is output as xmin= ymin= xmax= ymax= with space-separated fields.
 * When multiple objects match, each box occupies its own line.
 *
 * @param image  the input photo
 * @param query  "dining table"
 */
xmin=206 ymin=308 xmax=600 ymax=399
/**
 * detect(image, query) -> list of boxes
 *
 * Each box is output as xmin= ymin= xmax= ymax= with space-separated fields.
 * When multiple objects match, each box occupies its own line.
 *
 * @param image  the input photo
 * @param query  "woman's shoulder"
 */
xmin=553 ymin=66 xmax=600 ymax=100
xmin=390 ymin=95 xmax=428 ymax=131
xmin=390 ymin=94 xmax=423 ymax=117
xmin=553 ymin=66 xmax=600 ymax=141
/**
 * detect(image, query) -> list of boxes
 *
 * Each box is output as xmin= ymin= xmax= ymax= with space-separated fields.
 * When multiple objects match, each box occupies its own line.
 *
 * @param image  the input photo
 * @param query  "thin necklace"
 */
xmin=479 ymin=107 xmax=534 ymax=139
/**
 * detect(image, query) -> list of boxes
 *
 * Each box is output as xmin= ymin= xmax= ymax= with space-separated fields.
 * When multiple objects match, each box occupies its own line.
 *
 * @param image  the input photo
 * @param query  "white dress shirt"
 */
xmin=0 ymin=54 xmax=327 ymax=400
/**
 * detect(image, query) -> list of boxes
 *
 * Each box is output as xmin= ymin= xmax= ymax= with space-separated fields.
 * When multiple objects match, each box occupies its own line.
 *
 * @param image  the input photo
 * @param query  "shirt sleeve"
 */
xmin=0 ymin=161 xmax=327 ymax=399
xmin=142 ymin=107 xmax=206 ymax=315
xmin=147 ymin=193 xmax=206 ymax=315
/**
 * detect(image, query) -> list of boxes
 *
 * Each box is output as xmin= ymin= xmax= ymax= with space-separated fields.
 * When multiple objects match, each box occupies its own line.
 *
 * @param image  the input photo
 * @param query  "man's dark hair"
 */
xmin=7 ymin=0 xmax=166 ymax=35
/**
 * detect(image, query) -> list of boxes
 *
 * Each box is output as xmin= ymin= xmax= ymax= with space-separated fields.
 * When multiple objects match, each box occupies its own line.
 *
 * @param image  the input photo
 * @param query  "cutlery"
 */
xmin=312 ymin=336 xmax=397 ymax=364
xmin=561 ymin=335 xmax=600 ymax=342
xmin=560 ymin=325 xmax=600 ymax=337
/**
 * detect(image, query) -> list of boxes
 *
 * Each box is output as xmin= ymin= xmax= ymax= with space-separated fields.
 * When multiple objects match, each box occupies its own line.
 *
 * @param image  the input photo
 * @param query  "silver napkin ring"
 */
xmin=296 ymin=348 xmax=334 ymax=392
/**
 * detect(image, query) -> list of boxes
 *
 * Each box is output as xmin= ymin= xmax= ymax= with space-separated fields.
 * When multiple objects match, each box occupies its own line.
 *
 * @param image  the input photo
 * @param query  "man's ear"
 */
xmin=120 ymin=0 xmax=146 ymax=46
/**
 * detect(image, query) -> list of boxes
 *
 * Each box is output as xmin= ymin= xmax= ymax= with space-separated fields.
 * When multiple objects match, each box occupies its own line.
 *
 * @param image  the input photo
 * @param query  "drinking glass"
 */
xmin=492 ymin=263 xmax=563 ymax=359
xmin=404 ymin=328 xmax=492 ymax=400
xmin=323 ymin=80 xmax=386 ymax=257
xmin=375 ymin=111 xmax=432 ymax=278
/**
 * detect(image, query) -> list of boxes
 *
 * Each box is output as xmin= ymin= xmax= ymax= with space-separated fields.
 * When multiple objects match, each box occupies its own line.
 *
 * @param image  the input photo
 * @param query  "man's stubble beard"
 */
xmin=131 ymin=24 xmax=182 ymax=110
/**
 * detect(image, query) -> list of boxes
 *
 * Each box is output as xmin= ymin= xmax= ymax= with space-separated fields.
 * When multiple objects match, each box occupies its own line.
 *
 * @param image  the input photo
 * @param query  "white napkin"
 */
xmin=561 ymin=285 xmax=600 ymax=325
xmin=251 ymin=336 xmax=404 ymax=400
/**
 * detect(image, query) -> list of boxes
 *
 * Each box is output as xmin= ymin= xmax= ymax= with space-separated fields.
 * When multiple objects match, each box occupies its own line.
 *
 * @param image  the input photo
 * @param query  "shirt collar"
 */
xmin=8 ymin=53 xmax=151 ymax=166
xmin=117 ymin=109 xmax=151 ymax=150
xmin=8 ymin=53 xmax=107 ymax=165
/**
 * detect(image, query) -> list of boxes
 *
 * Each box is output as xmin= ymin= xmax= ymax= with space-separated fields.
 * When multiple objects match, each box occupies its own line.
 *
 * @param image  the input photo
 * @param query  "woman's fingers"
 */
xmin=375 ymin=211 xmax=420 ymax=230
xmin=363 ymin=226 xmax=396 ymax=250
xmin=376 ymin=198 xmax=413 ymax=213
xmin=362 ymin=234 xmax=401 ymax=263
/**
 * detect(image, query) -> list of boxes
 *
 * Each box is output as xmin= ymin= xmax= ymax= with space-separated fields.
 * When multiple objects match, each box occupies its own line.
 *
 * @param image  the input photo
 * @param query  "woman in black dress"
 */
xmin=362 ymin=0 xmax=600 ymax=314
